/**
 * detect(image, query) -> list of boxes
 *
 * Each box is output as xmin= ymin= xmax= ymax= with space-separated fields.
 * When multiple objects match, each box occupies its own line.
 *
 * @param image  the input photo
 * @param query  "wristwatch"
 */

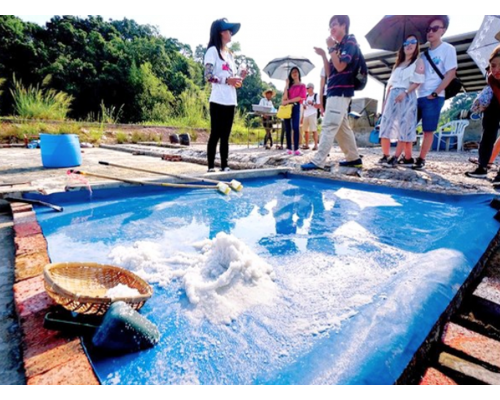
xmin=431 ymin=92 xmax=438 ymax=98
xmin=328 ymin=46 xmax=337 ymax=54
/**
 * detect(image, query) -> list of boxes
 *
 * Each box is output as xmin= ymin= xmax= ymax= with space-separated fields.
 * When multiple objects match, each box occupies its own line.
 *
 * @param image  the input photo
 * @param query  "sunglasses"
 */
xmin=427 ymin=25 xmax=444 ymax=33
xmin=403 ymin=39 xmax=418 ymax=47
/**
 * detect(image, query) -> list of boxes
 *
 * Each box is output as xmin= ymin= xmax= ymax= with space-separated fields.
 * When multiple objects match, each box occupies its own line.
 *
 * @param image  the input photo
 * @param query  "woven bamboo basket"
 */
xmin=44 ymin=262 xmax=153 ymax=316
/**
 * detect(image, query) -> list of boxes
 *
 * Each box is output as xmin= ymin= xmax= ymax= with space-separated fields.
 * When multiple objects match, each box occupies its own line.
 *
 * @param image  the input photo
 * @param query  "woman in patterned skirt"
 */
xmin=378 ymin=35 xmax=425 ymax=167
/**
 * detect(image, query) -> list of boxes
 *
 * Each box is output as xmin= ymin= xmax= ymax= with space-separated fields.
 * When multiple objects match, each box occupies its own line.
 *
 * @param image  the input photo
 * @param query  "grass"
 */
xmin=10 ymin=76 xmax=73 ymax=121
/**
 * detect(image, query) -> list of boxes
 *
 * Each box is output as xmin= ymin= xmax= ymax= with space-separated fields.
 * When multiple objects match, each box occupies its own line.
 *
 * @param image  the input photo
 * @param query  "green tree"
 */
xmin=440 ymin=92 xmax=477 ymax=123
xmin=129 ymin=62 xmax=175 ymax=121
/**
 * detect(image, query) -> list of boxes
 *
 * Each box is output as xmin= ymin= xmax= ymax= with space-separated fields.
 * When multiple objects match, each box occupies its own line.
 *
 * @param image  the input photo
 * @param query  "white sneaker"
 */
xmin=207 ymin=168 xmax=216 ymax=173
xmin=220 ymin=167 xmax=231 ymax=172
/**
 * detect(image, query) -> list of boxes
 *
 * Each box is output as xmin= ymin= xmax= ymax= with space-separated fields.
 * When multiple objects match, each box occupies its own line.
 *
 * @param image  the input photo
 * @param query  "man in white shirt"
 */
xmin=259 ymin=89 xmax=276 ymax=149
xmin=413 ymin=16 xmax=457 ymax=170
xmin=302 ymin=83 xmax=321 ymax=150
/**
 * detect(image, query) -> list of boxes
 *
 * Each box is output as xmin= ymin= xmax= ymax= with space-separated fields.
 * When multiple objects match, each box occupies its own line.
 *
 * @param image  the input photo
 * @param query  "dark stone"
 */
xmin=92 ymin=302 xmax=160 ymax=354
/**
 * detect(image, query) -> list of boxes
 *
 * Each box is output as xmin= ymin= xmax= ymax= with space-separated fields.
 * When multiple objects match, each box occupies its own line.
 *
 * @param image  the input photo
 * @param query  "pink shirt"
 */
xmin=288 ymin=84 xmax=307 ymax=104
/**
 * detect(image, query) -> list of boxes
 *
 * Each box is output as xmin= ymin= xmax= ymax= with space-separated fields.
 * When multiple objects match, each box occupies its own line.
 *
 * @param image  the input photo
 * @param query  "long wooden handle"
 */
xmin=98 ymin=161 xmax=226 ymax=185
xmin=68 ymin=170 xmax=218 ymax=190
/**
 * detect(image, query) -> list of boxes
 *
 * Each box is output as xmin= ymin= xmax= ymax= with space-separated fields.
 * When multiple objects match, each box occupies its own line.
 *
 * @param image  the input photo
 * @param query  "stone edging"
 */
xmin=9 ymin=202 xmax=99 ymax=385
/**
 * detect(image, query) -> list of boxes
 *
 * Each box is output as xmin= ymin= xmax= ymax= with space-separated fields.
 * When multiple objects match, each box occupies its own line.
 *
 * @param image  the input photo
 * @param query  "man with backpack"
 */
xmin=301 ymin=15 xmax=364 ymax=171
xmin=301 ymin=83 xmax=321 ymax=150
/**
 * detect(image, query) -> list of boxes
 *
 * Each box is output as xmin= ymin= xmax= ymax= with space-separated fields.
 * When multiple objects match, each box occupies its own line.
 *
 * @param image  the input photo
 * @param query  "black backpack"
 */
xmin=353 ymin=45 xmax=368 ymax=91
xmin=313 ymin=93 xmax=320 ymax=119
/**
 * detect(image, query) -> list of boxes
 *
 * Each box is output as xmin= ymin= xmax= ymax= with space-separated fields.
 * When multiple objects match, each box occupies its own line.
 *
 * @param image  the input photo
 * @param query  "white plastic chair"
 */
xmin=436 ymin=120 xmax=470 ymax=152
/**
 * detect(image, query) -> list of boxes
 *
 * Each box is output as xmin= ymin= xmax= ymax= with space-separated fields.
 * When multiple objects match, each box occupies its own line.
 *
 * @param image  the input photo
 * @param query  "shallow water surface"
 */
xmin=32 ymin=176 xmax=499 ymax=384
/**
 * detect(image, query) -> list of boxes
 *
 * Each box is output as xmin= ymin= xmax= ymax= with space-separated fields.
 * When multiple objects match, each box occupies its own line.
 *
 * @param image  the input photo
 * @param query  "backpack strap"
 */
xmin=424 ymin=50 xmax=445 ymax=80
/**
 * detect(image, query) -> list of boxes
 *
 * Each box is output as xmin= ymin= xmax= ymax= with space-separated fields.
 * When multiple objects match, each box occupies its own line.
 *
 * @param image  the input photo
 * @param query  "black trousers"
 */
xmin=478 ymin=95 xmax=500 ymax=168
xmin=208 ymin=102 xmax=235 ymax=170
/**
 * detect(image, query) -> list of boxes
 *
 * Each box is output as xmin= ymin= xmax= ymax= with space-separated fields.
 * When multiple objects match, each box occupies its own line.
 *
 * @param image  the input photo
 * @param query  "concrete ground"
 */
xmin=0 ymin=208 xmax=25 ymax=384
xmin=1 ymin=144 xmax=498 ymax=196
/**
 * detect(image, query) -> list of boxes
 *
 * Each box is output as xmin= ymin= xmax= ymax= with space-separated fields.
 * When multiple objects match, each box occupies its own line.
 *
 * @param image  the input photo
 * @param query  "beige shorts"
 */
xmin=303 ymin=114 xmax=318 ymax=132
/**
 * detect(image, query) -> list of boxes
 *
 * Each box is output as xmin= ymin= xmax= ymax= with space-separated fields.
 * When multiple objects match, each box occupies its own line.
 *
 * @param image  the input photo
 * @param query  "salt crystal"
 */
xmin=106 ymin=284 xmax=141 ymax=299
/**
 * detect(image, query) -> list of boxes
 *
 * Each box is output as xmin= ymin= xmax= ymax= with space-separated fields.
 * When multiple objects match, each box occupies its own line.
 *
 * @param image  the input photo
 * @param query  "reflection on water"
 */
xmin=35 ymin=177 xmax=498 ymax=385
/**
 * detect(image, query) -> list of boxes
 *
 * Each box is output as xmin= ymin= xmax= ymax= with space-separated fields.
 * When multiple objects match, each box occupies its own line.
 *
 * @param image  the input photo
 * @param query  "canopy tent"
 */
xmin=365 ymin=31 xmax=487 ymax=102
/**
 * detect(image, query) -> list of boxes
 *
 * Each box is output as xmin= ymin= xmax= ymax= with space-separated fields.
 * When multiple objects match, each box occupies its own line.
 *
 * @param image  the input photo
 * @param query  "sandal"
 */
xmin=469 ymin=157 xmax=493 ymax=169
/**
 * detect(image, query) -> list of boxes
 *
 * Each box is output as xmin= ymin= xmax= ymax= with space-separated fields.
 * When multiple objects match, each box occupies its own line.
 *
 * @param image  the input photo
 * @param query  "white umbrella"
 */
xmin=467 ymin=15 xmax=500 ymax=76
xmin=263 ymin=56 xmax=315 ymax=81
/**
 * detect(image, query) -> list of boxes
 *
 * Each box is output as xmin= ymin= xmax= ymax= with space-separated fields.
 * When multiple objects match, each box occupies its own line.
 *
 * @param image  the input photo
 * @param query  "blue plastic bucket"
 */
xmin=40 ymin=134 xmax=82 ymax=168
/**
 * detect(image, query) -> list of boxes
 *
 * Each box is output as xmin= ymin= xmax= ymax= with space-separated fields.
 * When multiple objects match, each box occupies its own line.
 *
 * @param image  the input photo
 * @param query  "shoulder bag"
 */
xmin=424 ymin=50 xmax=463 ymax=100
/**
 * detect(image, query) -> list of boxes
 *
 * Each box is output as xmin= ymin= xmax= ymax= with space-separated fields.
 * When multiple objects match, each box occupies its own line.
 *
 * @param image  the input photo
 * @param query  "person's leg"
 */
xmin=284 ymin=118 xmax=292 ymax=151
xmin=219 ymin=105 xmax=235 ymax=170
xmin=335 ymin=110 xmax=361 ymax=163
xmin=469 ymin=96 xmax=500 ymax=178
xmin=478 ymin=96 xmax=500 ymax=168
xmin=403 ymin=142 xmax=413 ymax=159
xmin=394 ymin=91 xmax=417 ymax=164
xmin=307 ymin=115 xmax=317 ymax=149
xmin=310 ymin=97 xmax=351 ymax=168
xmin=207 ymin=102 xmax=222 ymax=170
xmin=302 ymin=115 xmax=310 ymax=149
xmin=378 ymin=89 xmax=401 ymax=163
xmin=262 ymin=117 xmax=270 ymax=147
xmin=279 ymin=122 xmax=285 ymax=149
xmin=292 ymin=104 xmax=301 ymax=151
xmin=380 ymin=138 xmax=391 ymax=157
xmin=417 ymin=97 xmax=445 ymax=161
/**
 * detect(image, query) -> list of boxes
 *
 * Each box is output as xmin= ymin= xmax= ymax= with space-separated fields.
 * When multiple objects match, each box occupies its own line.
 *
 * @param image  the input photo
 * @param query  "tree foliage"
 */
xmin=0 ymin=15 xmax=276 ymax=123
xmin=440 ymin=92 xmax=478 ymax=122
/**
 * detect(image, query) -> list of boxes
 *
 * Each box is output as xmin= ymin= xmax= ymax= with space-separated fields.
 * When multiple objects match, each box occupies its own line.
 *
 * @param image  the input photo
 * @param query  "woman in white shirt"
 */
xmin=379 ymin=35 xmax=425 ymax=167
xmin=204 ymin=19 xmax=245 ymax=172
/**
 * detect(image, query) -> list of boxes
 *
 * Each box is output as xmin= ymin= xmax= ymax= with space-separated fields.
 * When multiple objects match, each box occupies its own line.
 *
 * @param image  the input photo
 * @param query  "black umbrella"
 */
xmin=263 ymin=56 xmax=315 ymax=81
xmin=366 ymin=15 xmax=446 ymax=52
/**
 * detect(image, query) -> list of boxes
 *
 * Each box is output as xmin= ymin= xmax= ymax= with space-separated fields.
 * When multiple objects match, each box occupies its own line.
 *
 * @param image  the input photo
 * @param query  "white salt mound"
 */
xmin=106 ymin=284 xmax=141 ymax=299
xmin=109 ymin=232 xmax=276 ymax=324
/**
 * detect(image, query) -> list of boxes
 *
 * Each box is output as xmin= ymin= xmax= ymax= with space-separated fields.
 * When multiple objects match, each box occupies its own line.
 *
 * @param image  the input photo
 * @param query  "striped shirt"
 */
xmin=327 ymin=34 xmax=360 ymax=98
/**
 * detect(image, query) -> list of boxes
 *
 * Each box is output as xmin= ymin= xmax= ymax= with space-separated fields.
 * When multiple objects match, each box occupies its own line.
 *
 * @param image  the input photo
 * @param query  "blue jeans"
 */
xmin=417 ymin=96 xmax=445 ymax=133
xmin=284 ymin=103 xmax=301 ymax=151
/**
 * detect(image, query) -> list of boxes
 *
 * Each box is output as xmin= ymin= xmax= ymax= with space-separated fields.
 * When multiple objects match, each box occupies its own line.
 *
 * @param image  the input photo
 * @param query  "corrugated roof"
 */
xmin=365 ymin=31 xmax=486 ymax=93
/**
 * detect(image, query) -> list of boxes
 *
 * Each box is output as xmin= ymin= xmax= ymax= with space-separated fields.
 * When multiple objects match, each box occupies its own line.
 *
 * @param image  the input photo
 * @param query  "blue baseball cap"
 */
xmin=218 ymin=20 xmax=241 ymax=36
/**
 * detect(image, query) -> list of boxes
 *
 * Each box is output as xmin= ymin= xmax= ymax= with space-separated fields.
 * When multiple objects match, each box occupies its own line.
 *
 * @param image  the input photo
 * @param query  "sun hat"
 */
xmin=262 ymin=88 xmax=276 ymax=97
xmin=218 ymin=20 xmax=241 ymax=36
xmin=307 ymin=83 xmax=315 ymax=89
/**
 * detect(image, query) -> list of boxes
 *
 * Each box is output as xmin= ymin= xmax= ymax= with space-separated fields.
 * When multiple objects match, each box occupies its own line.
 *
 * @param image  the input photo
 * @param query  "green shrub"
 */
xmin=131 ymin=131 xmax=146 ymax=143
xmin=115 ymin=132 xmax=129 ymax=144
xmin=10 ymin=76 xmax=73 ymax=121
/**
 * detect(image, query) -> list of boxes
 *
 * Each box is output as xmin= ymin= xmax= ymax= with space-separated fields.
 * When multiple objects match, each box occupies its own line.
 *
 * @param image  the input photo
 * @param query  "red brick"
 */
xmin=24 ymin=338 xmax=84 ymax=378
xmin=474 ymin=277 xmax=500 ymax=307
xmin=12 ymin=210 xmax=37 ymax=225
xmin=442 ymin=323 xmax=500 ymax=369
xmin=15 ymin=251 xmax=50 ymax=282
xmin=27 ymin=351 xmax=99 ymax=385
xmin=420 ymin=368 xmax=457 ymax=385
xmin=13 ymin=275 xmax=54 ymax=318
xmin=438 ymin=352 xmax=500 ymax=385
xmin=13 ymin=221 xmax=42 ymax=238
xmin=14 ymin=234 xmax=48 ymax=257
xmin=11 ymin=204 xmax=33 ymax=214
xmin=20 ymin=311 xmax=73 ymax=366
